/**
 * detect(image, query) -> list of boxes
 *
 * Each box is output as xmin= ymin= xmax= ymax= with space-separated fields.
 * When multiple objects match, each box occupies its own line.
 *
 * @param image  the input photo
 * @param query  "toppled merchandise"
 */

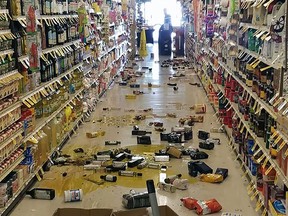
xmin=181 ymin=197 xmax=222 ymax=215
xmin=215 ymin=168 xmax=228 ymax=179
xmin=105 ymin=141 xmax=121 ymax=145
xmin=125 ymin=94 xmax=137 ymax=99
xmin=86 ymin=131 xmax=106 ymax=138
xmin=130 ymin=84 xmax=140 ymax=88
xmin=188 ymin=161 xmax=213 ymax=177
xmin=134 ymin=115 xmax=146 ymax=121
xmin=137 ymin=135 xmax=152 ymax=144
xmin=190 ymin=151 xmax=209 ymax=160
xmin=190 ymin=104 xmax=207 ymax=114
xmin=133 ymin=90 xmax=144 ymax=95
xmin=167 ymin=83 xmax=177 ymax=86
xmin=198 ymin=130 xmax=210 ymax=140
xmin=199 ymin=174 xmax=224 ymax=183
xmin=132 ymin=130 xmax=152 ymax=135
xmin=199 ymin=140 xmax=214 ymax=150
xmin=122 ymin=191 xmax=151 ymax=209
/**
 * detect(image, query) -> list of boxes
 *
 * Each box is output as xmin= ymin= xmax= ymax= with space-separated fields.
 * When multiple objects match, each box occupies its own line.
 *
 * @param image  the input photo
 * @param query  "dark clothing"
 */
xmin=164 ymin=14 xmax=171 ymax=24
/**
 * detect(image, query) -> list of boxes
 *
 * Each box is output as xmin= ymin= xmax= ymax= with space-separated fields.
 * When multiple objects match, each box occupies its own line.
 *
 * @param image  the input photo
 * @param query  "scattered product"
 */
xmin=26 ymin=188 xmax=55 ymax=200
xmin=64 ymin=189 xmax=83 ymax=202
xmin=105 ymin=141 xmax=121 ymax=145
xmin=181 ymin=197 xmax=222 ymax=215
xmin=122 ymin=191 xmax=150 ymax=209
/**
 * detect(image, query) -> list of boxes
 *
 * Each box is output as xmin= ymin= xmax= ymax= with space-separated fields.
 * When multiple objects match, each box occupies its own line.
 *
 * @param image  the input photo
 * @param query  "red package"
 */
xmin=180 ymin=197 xmax=198 ymax=210
xmin=194 ymin=199 xmax=222 ymax=215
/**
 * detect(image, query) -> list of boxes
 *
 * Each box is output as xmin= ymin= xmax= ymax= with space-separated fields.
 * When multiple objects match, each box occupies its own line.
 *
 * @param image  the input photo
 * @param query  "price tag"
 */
xmin=255 ymin=200 xmax=262 ymax=212
xmin=250 ymin=190 xmax=259 ymax=201
xmin=274 ymin=136 xmax=282 ymax=145
xmin=251 ymin=143 xmax=257 ymax=152
xmin=265 ymin=164 xmax=274 ymax=175
xmin=278 ymin=140 xmax=286 ymax=151
xmin=253 ymin=148 xmax=261 ymax=157
xmin=245 ymin=130 xmax=249 ymax=139
xmin=285 ymin=148 xmax=288 ymax=158
xmin=256 ymin=154 xmax=265 ymax=164
xmin=12 ymin=138 xmax=16 ymax=145
xmin=27 ymin=98 xmax=34 ymax=106
xmin=274 ymin=173 xmax=278 ymax=185
xmin=253 ymin=101 xmax=258 ymax=111
xmin=271 ymin=131 xmax=278 ymax=139
xmin=240 ymin=162 xmax=245 ymax=170
xmin=246 ymin=182 xmax=253 ymax=191
xmin=228 ymin=140 xmax=232 ymax=146
xmin=234 ymin=154 xmax=241 ymax=161
xmin=240 ymin=124 xmax=245 ymax=133
xmin=241 ymin=169 xmax=249 ymax=179
xmin=247 ymin=184 xmax=254 ymax=195
xmin=40 ymin=168 xmax=44 ymax=175
xmin=262 ymin=157 xmax=269 ymax=168
xmin=261 ymin=208 xmax=267 ymax=216
xmin=30 ymin=95 xmax=37 ymax=104
xmin=35 ymin=172 xmax=42 ymax=181
xmin=238 ymin=122 xmax=242 ymax=129
xmin=247 ymin=95 xmax=251 ymax=103
xmin=23 ymin=100 xmax=31 ymax=108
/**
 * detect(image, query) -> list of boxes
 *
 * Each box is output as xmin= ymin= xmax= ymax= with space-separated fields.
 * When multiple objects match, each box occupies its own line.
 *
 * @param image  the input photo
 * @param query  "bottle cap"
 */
xmin=137 ymin=173 xmax=142 ymax=176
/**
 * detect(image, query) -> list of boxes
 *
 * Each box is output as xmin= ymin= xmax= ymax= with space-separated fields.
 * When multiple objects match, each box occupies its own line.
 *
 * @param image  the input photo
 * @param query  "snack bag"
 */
xmin=200 ymin=174 xmax=224 ymax=183
xmin=194 ymin=199 xmax=222 ymax=215
xmin=180 ymin=197 xmax=198 ymax=210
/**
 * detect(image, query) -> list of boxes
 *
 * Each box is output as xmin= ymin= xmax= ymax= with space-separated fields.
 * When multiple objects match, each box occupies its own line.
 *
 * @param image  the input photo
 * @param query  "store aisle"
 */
xmin=11 ymin=45 xmax=257 ymax=216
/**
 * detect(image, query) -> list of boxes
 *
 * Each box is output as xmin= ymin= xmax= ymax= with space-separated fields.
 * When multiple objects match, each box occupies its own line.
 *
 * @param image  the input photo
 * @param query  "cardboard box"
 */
xmin=53 ymin=208 xmax=113 ymax=216
xmin=112 ymin=205 xmax=179 ymax=216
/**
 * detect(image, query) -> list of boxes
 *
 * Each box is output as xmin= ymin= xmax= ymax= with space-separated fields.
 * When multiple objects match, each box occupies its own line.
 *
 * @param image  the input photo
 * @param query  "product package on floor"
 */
xmin=53 ymin=208 xmax=113 ymax=216
xmin=113 ymin=205 xmax=179 ymax=216
xmin=181 ymin=197 xmax=222 ymax=215
xmin=188 ymin=161 xmax=213 ymax=177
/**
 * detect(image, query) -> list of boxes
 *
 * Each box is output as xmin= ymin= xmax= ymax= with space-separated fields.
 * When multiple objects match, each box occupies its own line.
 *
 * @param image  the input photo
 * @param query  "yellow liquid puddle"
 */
xmin=35 ymin=144 xmax=197 ymax=196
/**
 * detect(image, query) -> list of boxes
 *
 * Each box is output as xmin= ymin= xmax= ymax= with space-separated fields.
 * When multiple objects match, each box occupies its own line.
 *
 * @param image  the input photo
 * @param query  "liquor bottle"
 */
xmin=41 ymin=0 xmax=46 ymax=14
xmin=127 ymin=158 xmax=144 ymax=168
xmin=66 ymin=19 xmax=71 ymax=42
xmin=46 ymin=23 xmax=53 ymax=48
xmin=100 ymin=175 xmax=117 ymax=182
xmin=118 ymin=170 xmax=142 ymax=177
xmin=51 ymin=0 xmax=58 ymax=14
xmin=45 ymin=0 xmax=51 ymax=15
xmin=132 ymin=130 xmax=152 ymax=135
xmin=62 ymin=0 xmax=68 ymax=14
xmin=56 ymin=24 xmax=64 ymax=45
xmin=26 ymin=188 xmax=55 ymax=200
xmin=40 ymin=56 xmax=48 ymax=82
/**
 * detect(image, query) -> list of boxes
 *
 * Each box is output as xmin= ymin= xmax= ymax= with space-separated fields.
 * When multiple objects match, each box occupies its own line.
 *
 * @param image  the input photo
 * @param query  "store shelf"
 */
xmin=0 ymin=49 xmax=14 ymax=57
xmin=199 ymin=70 xmax=267 ymax=212
xmin=0 ymin=101 xmax=21 ymax=120
xmin=23 ymin=87 xmax=84 ymax=143
xmin=0 ymin=129 xmax=23 ymax=152
xmin=238 ymin=45 xmax=282 ymax=69
xmin=217 ymin=61 xmax=277 ymax=119
xmin=21 ymin=62 xmax=83 ymax=103
xmin=0 ymin=155 xmax=25 ymax=182
xmin=0 ymin=115 xmax=84 ymax=216
xmin=42 ymin=39 xmax=81 ymax=55
xmin=239 ymin=22 xmax=270 ymax=32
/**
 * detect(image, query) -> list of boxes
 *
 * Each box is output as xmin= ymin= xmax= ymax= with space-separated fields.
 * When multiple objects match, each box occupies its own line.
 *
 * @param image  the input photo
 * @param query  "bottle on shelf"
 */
xmin=26 ymin=188 xmax=56 ymax=200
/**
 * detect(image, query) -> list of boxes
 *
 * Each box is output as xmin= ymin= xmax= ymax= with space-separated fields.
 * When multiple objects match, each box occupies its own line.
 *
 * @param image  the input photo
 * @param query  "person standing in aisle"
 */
xmin=164 ymin=8 xmax=172 ymax=25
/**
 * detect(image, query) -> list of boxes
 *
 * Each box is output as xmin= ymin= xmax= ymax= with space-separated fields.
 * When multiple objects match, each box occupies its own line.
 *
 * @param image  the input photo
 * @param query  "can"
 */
xmin=64 ymin=189 xmax=83 ymax=202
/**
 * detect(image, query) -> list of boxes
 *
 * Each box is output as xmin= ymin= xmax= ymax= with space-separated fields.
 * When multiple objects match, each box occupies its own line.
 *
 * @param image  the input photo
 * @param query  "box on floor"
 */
xmin=52 ymin=205 xmax=178 ymax=216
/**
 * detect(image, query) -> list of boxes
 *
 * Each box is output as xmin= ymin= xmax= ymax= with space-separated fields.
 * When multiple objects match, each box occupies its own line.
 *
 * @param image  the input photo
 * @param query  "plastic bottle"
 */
xmin=100 ymin=175 xmax=117 ymax=182
xmin=164 ymin=174 xmax=182 ymax=184
xmin=118 ymin=170 xmax=142 ymax=177
xmin=26 ymin=188 xmax=55 ymax=200
xmin=64 ymin=189 xmax=83 ymax=202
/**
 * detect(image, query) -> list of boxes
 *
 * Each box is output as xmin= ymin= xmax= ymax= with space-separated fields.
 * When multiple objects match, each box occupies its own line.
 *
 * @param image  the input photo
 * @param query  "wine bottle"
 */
xmin=45 ymin=0 xmax=51 ymax=15
xmin=46 ymin=23 xmax=53 ymax=48
xmin=62 ymin=0 xmax=68 ymax=14
xmin=100 ymin=175 xmax=117 ymax=182
xmin=26 ymin=188 xmax=55 ymax=200
xmin=127 ymin=158 xmax=144 ymax=168
xmin=132 ymin=130 xmax=152 ymax=135
xmin=118 ymin=170 xmax=142 ymax=177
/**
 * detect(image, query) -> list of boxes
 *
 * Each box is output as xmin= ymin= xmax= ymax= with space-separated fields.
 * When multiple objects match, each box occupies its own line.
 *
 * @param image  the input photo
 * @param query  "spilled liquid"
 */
xmin=35 ymin=144 xmax=197 ymax=196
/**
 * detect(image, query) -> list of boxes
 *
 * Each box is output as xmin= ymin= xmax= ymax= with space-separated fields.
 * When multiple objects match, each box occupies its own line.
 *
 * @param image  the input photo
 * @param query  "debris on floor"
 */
xmin=86 ymin=131 xmax=106 ymax=138
xmin=181 ymin=197 xmax=222 ymax=215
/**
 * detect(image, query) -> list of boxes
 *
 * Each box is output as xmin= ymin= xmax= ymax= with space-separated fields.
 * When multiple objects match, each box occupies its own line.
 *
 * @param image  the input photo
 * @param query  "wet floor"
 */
xmin=11 ymin=45 xmax=258 ymax=216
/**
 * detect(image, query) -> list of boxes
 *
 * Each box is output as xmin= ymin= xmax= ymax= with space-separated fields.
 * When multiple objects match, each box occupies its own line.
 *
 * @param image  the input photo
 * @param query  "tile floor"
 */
xmin=11 ymin=45 xmax=258 ymax=216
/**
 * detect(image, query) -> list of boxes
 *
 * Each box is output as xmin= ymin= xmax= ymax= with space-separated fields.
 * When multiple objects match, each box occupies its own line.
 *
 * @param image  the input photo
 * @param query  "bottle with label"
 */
xmin=46 ymin=23 xmax=53 ymax=48
xmin=137 ymin=161 xmax=148 ymax=169
xmin=45 ymin=0 xmax=51 ymax=15
xmin=26 ymin=188 xmax=55 ymax=200
xmin=118 ymin=170 xmax=142 ymax=177
xmin=62 ymin=0 xmax=68 ymax=14
xmin=164 ymin=174 xmax=182 ymax=184
xmin=100 ymin=175 xmax=117 ymax=182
